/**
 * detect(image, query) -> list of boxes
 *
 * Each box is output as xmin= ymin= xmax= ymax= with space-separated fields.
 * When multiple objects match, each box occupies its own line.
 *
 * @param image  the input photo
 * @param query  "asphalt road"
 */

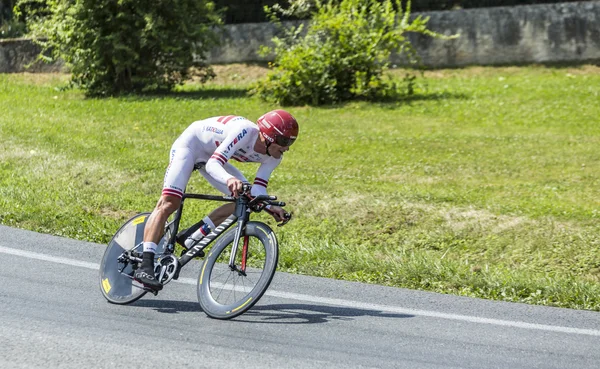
xmin=1 ymin=224 xmax=600 ymax=369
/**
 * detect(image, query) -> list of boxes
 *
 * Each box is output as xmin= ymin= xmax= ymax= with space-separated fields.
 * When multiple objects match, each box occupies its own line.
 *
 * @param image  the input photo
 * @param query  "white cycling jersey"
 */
xmin=162 ymin=115 xmax=281 ymax=198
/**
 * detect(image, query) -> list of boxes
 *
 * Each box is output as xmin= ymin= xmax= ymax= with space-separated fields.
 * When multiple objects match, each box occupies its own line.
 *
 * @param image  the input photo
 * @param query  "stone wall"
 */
xmin=0 ymin=38 xmax=63 ymax=73
xmin=208 ymin=1 xmax=600 ymax=67
xmin=1 ymin=1 xmax=599 ymax=73
xmin=404 ymin=1 xmax=600 ymax=67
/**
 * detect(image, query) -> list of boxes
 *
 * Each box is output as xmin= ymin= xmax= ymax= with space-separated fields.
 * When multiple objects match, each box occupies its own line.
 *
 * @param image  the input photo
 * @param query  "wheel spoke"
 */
xmin=213 ymin=269 xmax=233 ymax=302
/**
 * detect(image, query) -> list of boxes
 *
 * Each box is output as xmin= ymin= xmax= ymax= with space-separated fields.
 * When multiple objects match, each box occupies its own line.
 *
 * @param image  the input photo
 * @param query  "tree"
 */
xmin=19 ymin=0 xmax=222 ymax=96
xmin=0 ymin=1 xmax=13 ymax=24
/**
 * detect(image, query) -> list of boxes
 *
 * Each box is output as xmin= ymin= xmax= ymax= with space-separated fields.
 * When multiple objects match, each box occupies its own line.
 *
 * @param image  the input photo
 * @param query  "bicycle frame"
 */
xmin=103 ymin=184 xmax=287 ymax=308
xmin=167 ymin=193 xmax=253 ymax=270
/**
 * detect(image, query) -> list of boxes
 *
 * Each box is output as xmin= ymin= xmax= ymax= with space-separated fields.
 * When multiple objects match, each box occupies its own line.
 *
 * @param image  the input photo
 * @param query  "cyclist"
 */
xmin=134 ymin=110 xmax=299 ymax=290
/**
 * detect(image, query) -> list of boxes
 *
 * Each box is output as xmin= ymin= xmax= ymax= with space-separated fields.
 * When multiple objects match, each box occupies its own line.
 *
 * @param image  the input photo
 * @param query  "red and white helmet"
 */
xmin=257 ymin=109 xmax=299 ymax=147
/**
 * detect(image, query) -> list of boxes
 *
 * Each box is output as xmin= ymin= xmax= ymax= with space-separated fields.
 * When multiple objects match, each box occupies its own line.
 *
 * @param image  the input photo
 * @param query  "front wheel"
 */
xmin=197 ymin=221 xmax=278 ymax=319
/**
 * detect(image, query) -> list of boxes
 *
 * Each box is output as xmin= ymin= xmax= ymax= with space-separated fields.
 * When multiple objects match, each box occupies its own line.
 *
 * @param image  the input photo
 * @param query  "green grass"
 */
xmin=2 ymin=65 xmax=600 ymax=310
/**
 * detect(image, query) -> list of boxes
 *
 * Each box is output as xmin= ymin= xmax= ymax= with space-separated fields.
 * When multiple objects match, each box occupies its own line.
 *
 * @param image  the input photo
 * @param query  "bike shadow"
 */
xmin=132 ymin=299 xmax=202 ymax=314
xmin=237 ymin=303 xmax=414 ymax=325
xmin=131 ymin=300 xmax=414 ymax=324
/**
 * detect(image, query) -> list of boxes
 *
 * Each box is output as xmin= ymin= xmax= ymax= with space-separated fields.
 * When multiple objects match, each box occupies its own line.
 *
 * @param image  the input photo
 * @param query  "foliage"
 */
xmin=16 ymin=0 xmax=222 ymax=96
xmin=0 ymin=0 xmax=23 ymax=38
xmin=13 ymin=0 xmax=51 ymax=22
xmin=208 ymin=0 xmax=595 ymax=24
xmin=2 ymin=64 xmax=600 ymax=310
xmin=0 ymin=0 xmax=14 ymax=23
xmin=251 ymin=0 xmax=456 ymax=106
xmin=0 ymin=17 xmax=26 ymax=38
xmin=416 ymin=0 xmax=594 ymax=10
xmin=0 ymin=0 xmax=49 ymax=38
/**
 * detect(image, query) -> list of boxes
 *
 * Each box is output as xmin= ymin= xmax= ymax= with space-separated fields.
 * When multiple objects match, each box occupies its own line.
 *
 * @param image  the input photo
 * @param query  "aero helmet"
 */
xmin=257 ymin=109 xmax=299 ymax=147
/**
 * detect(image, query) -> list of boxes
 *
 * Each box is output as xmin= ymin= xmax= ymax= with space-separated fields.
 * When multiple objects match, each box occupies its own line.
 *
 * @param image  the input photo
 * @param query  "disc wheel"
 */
xmin=99 ymin=213 xmax=166 ymax=304
xmin=197 ymin=221 xmax=278 ymax=319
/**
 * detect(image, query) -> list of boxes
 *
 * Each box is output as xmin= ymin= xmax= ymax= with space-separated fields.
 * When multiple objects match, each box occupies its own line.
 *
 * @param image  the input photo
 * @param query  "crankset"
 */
xmin=155 ymin=254 xmax=179 ymax=285
xmin=115 ymin=248 xmax=178 ymax=293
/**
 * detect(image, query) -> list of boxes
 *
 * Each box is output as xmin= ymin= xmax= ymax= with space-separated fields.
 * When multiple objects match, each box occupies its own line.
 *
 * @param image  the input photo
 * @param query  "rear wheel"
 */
xmin=197 ymin=221 xmax=278 ymax=319
xmin=99 ymin=213 xmax=167 ymax=304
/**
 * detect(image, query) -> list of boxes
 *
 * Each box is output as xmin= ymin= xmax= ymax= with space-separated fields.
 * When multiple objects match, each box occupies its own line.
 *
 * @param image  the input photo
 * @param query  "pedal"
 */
xmin=140 ymin=286 xmax=159 ymax=296
xmin=131 ymin=282 xmax=161 ymax=295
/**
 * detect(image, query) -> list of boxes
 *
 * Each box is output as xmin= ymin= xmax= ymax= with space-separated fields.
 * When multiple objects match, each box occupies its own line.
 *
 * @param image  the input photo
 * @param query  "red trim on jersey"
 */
xmin=217 ymin=115 xmax=236 ymax=124
xmin=210 ymin=153 xmax=227 ymax=165
xmin=162 ymin=188 xmax=183 ymax=198
xmin=223 ymin=115 xmax=237 ymax=124
xmin=254 ymin=178 xmax=269 ymax=188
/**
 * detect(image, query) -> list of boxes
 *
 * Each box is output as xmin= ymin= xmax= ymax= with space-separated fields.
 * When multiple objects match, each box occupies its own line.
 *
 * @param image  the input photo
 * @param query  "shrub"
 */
xmin=204 ymin=0 xmax=597 ymax=24
xmin=251 ymin=0 xmax=456 ymax=106
xmin=17 ymin=0 xmax=222 ymax=96
xmin=0 ymin=18 xmax=27 ymax=38
xmin=1 ymin=0 xmax=25 ymax=38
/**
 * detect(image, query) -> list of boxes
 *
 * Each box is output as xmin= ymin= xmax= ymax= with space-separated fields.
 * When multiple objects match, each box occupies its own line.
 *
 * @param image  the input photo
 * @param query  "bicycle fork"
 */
xmin=229 ymin=219 xmax=248 ymax=276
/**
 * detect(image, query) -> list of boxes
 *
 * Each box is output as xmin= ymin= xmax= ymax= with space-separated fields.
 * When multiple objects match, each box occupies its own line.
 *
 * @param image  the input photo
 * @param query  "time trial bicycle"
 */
xmin=99 ymin=184 xmax=290 ymax=319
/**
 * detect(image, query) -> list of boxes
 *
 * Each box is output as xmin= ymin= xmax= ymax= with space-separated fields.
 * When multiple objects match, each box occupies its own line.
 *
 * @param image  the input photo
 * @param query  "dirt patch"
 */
xmin=96 ymin=207 xmax=138 ymax=220
xmin=0 ymin=140 xmax=137 ymax=188
xmin=201 ymin=63 xmax=270 ymax=85
xmin=558 ymin=64 xmax=600 ymax=75
xmin=11 ymin=64 xmax=599 ymax=86
xmin=388 ymin=64 xmax=600 ymax=79
xmin=9 ymin=64 xmax=271 ymax=87
xmin=441 ymin=206 xmax=529 ymax=233
xmin=6 ymin=72 xmax=70 ymax=85
xmin=379 ymin=173 xmax=439 ymax=184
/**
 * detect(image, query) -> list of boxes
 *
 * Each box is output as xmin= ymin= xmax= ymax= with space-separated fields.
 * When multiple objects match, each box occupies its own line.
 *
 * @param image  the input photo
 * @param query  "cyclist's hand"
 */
xmin=226 ymin=178 xmax=244 ymax=197
xmin=267 ymin=205 xmax=287 ymax=222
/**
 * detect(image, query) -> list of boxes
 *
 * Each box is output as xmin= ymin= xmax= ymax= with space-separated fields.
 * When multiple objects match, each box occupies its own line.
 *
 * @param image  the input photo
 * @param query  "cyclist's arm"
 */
xmin=205 ymin=129 xmax=253 ymax=189
xmin=250 ymin=158 xmax=281 ymax=197
xmin=251 ymin=158 xmax=289 ymax=222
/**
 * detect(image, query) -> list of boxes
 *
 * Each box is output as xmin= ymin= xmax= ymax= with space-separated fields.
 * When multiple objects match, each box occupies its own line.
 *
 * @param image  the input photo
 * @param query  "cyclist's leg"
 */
xmin=144 ymin=195 xmax=181 ymax=244
xmin=145 ymin=147 xmax=195 ymax=243
xmin=136 ymin=148 xmax=194 ymax=290
xmin=177 ymin=162 xmax=250 ymax=247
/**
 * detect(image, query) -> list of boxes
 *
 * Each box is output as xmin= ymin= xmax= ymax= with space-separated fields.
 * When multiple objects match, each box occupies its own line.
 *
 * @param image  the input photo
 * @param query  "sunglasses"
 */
xmin=274 ymin=135 xmax=296 ymax=147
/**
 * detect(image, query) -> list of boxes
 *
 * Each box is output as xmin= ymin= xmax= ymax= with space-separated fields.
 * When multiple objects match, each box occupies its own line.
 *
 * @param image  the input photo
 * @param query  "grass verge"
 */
xmin=1 ymin=64 xmax=600 ymax=309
